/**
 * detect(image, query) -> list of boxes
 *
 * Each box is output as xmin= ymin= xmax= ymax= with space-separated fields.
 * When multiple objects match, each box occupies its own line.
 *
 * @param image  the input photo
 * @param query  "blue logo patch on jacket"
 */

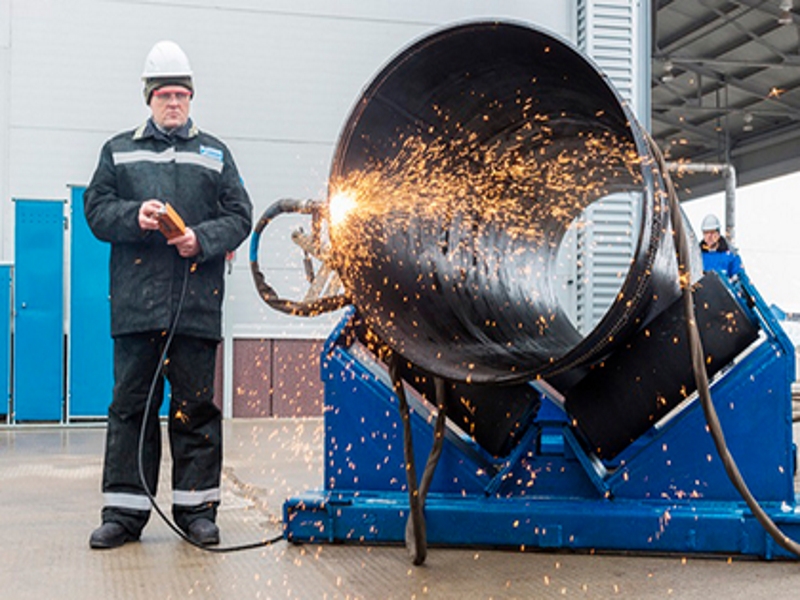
xmin=200 ymin=145 xmax=224 ymax=162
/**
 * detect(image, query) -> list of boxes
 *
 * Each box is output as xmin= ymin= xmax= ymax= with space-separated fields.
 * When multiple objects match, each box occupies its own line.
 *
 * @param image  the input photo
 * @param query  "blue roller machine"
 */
xmin=250 ymin=21 xmax=800 ymax=563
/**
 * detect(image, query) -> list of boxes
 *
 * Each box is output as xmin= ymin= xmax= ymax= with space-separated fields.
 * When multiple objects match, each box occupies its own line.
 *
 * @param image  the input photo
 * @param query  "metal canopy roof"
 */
xmin=653 ymin=0 xmax=800 ymax=198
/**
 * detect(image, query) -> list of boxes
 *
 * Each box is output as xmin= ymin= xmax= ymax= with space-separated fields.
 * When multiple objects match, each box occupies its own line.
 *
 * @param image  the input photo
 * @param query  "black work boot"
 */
xmin=186 ymin=518 xmax=220 ymax=545
xmin=89 ymin=522 xmax=139 ymax=549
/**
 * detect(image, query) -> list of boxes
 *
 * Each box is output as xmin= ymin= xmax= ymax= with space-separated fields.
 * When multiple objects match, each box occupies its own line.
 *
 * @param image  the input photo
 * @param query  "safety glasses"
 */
xmin=152 ymin=90 xmax=191 ymax=102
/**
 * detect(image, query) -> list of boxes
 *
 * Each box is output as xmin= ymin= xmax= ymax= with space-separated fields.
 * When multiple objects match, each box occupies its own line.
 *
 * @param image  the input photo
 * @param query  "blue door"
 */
xmin=14 ymin=199 xmax=64 ymax=422
xmin=67 ymin=187 xmax=169 ymax=419
xmin=0 ymin=264 xmax=11 ymax=422
xmin=68 ymin=186 xmax=113 ymax=418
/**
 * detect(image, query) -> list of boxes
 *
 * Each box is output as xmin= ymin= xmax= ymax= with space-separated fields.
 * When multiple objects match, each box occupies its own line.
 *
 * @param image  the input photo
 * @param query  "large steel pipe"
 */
xmin=327 ymin=21 xmax=693 ymax=384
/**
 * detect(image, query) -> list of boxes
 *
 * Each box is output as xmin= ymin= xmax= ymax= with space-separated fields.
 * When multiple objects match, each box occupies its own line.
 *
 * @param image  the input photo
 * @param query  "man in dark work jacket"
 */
xmin=84 ymin=40 xmax=252 ymax=549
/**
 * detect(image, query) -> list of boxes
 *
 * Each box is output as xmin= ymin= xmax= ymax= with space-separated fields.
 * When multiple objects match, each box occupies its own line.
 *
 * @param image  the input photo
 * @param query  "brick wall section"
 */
xmin=229 ymin=338 xmax=324 ymax=418
xmin=272 ymin=339 xmax=325 ymax=417
xmin=232 ymin=339 xmax=273 ymax=417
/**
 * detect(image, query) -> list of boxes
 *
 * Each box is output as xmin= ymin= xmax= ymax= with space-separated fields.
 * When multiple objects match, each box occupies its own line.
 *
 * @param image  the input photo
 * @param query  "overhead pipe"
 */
xmin=666 ymin=161 xmax=737 ymax=245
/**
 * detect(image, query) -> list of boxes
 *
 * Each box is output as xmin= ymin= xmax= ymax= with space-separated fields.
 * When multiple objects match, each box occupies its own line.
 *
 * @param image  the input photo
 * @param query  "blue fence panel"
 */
xmin=14 ymin=199 xmax=64 ymax=422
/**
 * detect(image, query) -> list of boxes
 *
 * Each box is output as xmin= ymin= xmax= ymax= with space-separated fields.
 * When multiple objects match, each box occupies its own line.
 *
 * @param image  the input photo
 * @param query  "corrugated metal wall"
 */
xmin=573 ymin=0 xmax=650 ymax=333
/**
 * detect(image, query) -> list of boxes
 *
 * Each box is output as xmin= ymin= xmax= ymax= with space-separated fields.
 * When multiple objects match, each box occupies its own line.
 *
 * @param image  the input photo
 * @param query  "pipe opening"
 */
xmin=327 ymin=21 xmax=693 ymax=384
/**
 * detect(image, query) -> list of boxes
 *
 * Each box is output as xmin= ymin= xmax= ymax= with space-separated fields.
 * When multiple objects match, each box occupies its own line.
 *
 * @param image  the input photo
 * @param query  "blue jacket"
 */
xmin=700 ymin=237 xmax=743 ymax=278
xmin=84 ymin=118 xmax=252 ymax=340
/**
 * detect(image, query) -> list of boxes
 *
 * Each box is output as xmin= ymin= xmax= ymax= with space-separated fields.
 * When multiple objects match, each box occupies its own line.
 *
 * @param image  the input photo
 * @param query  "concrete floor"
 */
xmin=3 ymin=418 xmax=800 ymax=600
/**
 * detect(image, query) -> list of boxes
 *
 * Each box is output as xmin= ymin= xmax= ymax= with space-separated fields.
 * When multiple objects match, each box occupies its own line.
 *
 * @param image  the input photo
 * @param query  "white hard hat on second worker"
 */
xmin=141 ymin=40 xmax=194 ymax=103
xmin=701 ymin=214 xmax=721 ymax=232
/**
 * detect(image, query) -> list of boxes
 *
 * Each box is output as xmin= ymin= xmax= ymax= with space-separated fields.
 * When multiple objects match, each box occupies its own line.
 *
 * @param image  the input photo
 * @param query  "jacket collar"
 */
xmin=701 ymin=236 xmax=730 ymax=253
xmin=133 ymin=118 xmax=199 ymax=142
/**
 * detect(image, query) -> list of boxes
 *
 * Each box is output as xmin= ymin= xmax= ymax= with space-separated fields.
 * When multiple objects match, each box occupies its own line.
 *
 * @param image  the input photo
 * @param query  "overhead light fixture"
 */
xmin=743 ymin=112 xmax=754 ymax=132
xmin=662 ymin=60 xmax=674 ymax=83
xmin=779 ymin=0 xmax=793 ymax=25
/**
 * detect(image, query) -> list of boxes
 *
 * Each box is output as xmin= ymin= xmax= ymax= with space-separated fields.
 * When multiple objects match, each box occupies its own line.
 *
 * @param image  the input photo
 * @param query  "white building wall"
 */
xmin=1 ymin=0 xmax=578 ymax=341
xmin=0 ymin=0 xmax=10 ymax=248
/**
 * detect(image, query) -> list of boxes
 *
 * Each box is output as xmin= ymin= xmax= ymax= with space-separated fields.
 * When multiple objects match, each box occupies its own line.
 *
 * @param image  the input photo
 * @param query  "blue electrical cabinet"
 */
xmin=0 ymin=264 xmax=11 ymax=422
xmin=68 ymin=186 xmax=113 ymax=418
xmin=14 ymin=199 xmax=65 ymax=422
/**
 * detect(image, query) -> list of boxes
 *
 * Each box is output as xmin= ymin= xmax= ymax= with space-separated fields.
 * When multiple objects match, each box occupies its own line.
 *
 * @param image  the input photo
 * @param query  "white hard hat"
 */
xmin=141 ymin=40 xmax=193 ymax=79
xmin=701 ymin=214 xmax=721 ymax=232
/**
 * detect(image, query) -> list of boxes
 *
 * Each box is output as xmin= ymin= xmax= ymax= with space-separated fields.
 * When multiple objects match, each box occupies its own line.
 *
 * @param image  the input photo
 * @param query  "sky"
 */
xmin=681 ymin=170 xmax=800 ymax=314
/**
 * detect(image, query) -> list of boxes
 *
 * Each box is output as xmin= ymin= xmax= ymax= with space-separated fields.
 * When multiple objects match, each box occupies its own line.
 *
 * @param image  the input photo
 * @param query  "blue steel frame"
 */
xmin=284 ymin=274 xmax=800 ymax=559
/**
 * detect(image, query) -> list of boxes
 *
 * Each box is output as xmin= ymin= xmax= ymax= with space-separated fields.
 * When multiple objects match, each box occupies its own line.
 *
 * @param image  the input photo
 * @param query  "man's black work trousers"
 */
xmin=100 ymin=332 xmax=221 ymax=537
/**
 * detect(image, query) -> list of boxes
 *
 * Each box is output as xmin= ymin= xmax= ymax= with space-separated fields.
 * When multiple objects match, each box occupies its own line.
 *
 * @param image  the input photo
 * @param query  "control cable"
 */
xmin=137 ymin=258 xmax=284 ymax=553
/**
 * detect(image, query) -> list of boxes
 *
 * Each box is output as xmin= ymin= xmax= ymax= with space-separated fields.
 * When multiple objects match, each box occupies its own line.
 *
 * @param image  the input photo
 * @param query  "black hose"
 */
xmin=250 ymin=198 xmax=351 ymax=316
xmin=418 ymin=376 xmax=448 ymax=505
xmin=651 ymin=134 xmax=800 ymax=558
xmin=388 ymin=354 xmax=449 ymax=566
xmin=388 ymin=354 xmax=427 ymax=564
